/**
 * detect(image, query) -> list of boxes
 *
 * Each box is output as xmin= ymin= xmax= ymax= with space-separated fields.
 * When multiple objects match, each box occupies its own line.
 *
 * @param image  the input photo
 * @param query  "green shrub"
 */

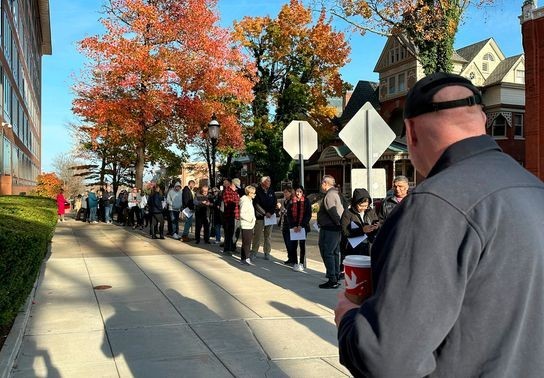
xmin=0 ymin=195 xmax=57 ymax=327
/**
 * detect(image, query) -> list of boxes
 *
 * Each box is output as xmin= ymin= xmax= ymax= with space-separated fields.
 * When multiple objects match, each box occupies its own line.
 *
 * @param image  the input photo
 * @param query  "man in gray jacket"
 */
xmin=335 ymin=72 xmax=544 ymax=377
xmin=317 ymin=175 xmax=344 ymax=288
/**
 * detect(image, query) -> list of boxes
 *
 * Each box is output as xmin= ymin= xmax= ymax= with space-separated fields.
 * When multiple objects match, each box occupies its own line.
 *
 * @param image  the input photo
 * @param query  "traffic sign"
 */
xmin=338 ymin=102 xmax=395 ymax=168
xmin=351 ymin=168 xmax=387 ymax=200
xmin=283 ymin=120 xmax=318 ymax=159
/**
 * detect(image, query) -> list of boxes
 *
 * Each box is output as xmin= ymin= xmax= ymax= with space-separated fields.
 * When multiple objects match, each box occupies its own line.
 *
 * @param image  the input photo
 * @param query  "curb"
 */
xmin=0 ymin=243 xmax=50 ymax=378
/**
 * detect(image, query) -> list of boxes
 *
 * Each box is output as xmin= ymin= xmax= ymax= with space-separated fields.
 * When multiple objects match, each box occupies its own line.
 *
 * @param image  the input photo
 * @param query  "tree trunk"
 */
xmin=135 ymin=143 xmax=145 ymax=189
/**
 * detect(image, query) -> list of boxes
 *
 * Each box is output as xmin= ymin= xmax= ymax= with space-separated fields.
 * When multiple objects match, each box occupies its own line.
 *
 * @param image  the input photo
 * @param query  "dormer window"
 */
xmin=388 ymin=39 xmax=407 ymax=65
xmin=482 ymin=53 xmax=494 ymax=72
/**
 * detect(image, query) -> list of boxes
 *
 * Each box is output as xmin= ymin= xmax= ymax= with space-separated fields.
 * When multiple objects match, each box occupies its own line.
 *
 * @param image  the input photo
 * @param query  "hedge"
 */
xmin=0 ymin=195 xmax=57 ymax=327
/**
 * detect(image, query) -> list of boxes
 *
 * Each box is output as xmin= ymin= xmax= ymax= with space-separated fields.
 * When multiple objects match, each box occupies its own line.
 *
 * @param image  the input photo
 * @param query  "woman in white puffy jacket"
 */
xmin=239 ymin=185 xmax=257 ymax=266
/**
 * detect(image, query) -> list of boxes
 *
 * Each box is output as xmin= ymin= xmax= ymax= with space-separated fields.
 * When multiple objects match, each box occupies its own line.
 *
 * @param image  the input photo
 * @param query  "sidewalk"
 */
xmin=6 ymin=219 xmax=351 ymax=377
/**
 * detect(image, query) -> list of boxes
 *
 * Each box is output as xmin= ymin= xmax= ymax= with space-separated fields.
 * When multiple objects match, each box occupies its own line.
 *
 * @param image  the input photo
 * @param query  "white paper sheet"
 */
xmin=313 ymin=222 xmax=320 ymax=232
xmin=182 ymin=207 xmax=194 ymax=219
xmin=290 ymin=228 xmax=306 ymax=241
xmin=350 ymin=221 xmax=359 ymax=230
xmin=264 ymin=213 xmax=277 ymax=226
xmin=348 ymin=234 xmax=367 ymax=248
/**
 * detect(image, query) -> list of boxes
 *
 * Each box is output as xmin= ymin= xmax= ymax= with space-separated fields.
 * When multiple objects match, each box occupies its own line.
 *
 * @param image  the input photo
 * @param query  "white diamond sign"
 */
xmin=339 ymin=102 xmax=396 ymax=168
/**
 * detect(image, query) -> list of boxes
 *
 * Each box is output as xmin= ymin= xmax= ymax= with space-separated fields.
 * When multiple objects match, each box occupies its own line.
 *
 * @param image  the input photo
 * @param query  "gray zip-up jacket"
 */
xmin=338 ymin=135 xmax=544 ymax=377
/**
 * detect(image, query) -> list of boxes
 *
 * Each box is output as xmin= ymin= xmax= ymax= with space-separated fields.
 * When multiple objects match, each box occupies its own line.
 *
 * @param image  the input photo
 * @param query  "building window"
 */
xmin=388 ymin=76 xmax=395 ymax=95
xmin=388 ymin=39 xmax=407 ymax=65
xmin=514 ymin=114 xmax=524 ymax=138
xmin=3 ymin=137 xmax=11 ymax=175
xmin=483 ymin=53 xmax=495 ymax=61
xmin=397 ymin=73 xmax=405 ymax=92
xmin=515 ymin=69 xmax=525 ymax=84
xmin=491 ymin=115 xmax=507 ymax=138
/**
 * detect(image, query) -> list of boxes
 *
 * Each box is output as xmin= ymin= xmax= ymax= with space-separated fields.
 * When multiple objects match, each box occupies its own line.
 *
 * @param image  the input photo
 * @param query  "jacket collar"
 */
xmin=427 ymin=135 xmax=501 ymax=179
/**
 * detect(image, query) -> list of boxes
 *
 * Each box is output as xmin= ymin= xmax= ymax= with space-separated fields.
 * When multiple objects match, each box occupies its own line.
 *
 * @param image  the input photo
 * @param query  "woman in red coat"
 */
xmin=56 ymin=189 xmax=67 ymax=222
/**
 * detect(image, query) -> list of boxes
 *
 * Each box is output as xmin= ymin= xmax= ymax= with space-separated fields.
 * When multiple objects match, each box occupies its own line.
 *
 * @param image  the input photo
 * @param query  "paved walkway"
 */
xmin=7 ymin=219 xmax=350 ymax=377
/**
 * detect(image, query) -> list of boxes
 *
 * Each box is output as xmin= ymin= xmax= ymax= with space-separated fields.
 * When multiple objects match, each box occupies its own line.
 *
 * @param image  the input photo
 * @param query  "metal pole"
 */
xmin=366 ymin=109 xmax=372 ymax=195
xmin=211 ymin=140 xmax=216 ymax=188
xmin=298 ymin=121 xmax=304 ymax=188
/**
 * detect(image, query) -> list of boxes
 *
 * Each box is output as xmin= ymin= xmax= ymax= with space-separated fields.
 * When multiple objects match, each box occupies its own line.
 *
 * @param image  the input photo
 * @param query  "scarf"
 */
xmin=290 ymin=196 xmax=305 ymax=226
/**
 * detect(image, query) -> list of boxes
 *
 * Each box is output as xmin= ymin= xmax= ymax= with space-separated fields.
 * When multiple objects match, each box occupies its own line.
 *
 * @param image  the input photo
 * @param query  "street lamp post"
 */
xmin=208 ymin=113 xmax=220 ymax=187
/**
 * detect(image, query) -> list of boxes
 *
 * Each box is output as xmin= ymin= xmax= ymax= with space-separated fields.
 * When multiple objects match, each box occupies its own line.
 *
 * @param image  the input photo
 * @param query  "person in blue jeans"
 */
xmin=88 ymin=189 xmax=99 ymax=223
xmin=181 ymin=180 xmax=196 ymax=242
xmin=316 ymin=175 xmax=344 ymax=288
xmin=167 ymin=182 xmax=183 ymax=239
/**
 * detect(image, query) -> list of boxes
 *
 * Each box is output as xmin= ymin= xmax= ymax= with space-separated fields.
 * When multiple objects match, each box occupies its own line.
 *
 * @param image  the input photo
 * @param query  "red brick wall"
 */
xmin=522 ymin=14 xmax=544 ymax=180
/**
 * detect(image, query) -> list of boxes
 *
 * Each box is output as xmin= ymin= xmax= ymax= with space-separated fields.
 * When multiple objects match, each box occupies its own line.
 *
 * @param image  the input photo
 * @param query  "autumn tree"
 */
xmin=73 ymin=0 xmax=253 ymax=189
xmin=233 ymin=0 xmax=350 ymax=186
xmin=52 ymin=153 xmax=86 ymax=198
xmin=319 ymin=0 xmax=495 ymax=74
xmin=33 ymin=173 xmax=63 ymax=198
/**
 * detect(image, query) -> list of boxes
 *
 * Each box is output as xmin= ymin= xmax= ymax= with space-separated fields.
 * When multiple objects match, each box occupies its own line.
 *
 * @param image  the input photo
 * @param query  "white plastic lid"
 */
xmin=343 ymin=255 xmax=371 ymax=268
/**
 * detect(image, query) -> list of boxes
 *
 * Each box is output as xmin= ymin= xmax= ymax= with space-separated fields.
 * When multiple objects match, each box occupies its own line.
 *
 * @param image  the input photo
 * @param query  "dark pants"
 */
xmin=319 ymin=229 xmax=341 ymax=282
xmin=282 ymin=227 xmax=296 ymax=262
xmin=129 ymin=206 xmax=141 ymax=226
xmin=150 ymin=213 xmax=164 ymax=237
xmin=195 ymin=213 xmax=210 ymax=242
xmin=241 ymin=228 xmax=253 ymax=260
xmin=293 ymin=240 xmax=306 ymax=265
xmin=223 ymin=217 xmax=236 ymax=252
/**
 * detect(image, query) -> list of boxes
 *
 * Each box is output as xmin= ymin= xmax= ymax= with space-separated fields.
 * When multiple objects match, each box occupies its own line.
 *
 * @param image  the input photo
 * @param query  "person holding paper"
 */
xmin=181 ymin=180 xmax=196 ymax=242
xmin=278 ymin=186 xmax=295 ymax=266
xmin=239 ymin=185 xmax=257 ymax=265
xmin=340 ymin=188 xmax=379 ymax=258
xmin=287 ymin=186 xmax=312 ymax=272
xmin=251 ymin=176 xmax=278 ymax=261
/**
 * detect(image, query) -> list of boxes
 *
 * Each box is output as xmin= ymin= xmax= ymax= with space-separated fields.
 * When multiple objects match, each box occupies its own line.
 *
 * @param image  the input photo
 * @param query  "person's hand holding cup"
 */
xmin=343 ymin=255 xmax=372 ymax=305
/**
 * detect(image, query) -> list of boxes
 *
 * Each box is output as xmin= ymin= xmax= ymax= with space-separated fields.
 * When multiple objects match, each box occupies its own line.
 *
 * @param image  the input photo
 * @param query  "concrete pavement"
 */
xmin=4 ymin=218 xmax=351 ymax=377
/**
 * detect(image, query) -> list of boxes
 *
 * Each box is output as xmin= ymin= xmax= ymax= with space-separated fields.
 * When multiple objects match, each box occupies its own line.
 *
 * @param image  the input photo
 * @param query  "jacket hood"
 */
xmin=351 ymin=188 xmax=372 ymax=207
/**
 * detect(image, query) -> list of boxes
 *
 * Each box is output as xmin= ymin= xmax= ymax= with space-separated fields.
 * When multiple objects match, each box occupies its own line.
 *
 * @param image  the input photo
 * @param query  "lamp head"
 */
xmin=208 ymin=113 xmax=220 ymax=141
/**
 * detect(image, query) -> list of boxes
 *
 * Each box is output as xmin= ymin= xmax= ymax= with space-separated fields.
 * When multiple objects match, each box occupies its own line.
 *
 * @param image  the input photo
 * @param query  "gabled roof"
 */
xmin=456 ymin=38 xmax=492 ymax=62
xmin=339 ymin=81 xmax=379 ymax=126
xmin=452 ymin=50 xmax=467 ymax=63
xmin=483 ymin=54 xmax=524 ymax=86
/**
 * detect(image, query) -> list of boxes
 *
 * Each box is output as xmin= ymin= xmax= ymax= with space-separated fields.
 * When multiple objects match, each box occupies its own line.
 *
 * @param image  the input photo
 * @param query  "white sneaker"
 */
xmin=294 ymin=264 xmax=304 ymax=272
xmin=245 ymin=258 xmax=254 ymax=266
xmin=172 ymin=233 xmax=181 ymax=240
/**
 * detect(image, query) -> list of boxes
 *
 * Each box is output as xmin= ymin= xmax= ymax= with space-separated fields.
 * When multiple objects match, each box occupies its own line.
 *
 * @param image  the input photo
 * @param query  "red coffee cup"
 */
xmin=343 ymin=255 xmax=372 ymax=304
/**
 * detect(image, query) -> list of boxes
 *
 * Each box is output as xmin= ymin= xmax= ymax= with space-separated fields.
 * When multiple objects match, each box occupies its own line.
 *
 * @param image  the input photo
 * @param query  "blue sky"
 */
xmin=41 ymin=0 xmax=523 ymax=172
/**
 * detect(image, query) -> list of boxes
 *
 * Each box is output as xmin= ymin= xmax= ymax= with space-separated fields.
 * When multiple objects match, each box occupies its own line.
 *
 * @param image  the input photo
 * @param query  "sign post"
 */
xmin=283 ymin=120 xmax=318 ymax=188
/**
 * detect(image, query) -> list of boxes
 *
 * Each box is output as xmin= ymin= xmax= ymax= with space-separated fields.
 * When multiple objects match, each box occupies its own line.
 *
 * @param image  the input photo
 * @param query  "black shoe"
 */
xmin=319 ymin=280 xmax=340 ymax=289
xmin=204 ymin=240 xmax=210 ymax=244
xmin=159 ymin=235 xmax=165 ymax=239
xmin=195 ymin=240 xmax=200 ymax=244
xmin=151 ymin=235 xmax=157 ymax=239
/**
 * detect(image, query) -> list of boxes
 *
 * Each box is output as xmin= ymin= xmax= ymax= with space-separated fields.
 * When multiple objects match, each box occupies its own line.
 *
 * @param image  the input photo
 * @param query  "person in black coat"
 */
xmin=286 ymin=186 xmax=312 ymax=272
xmin=148 ymin=184 xmax=165 ymax=239
xmin=340 ymin=188 xmax=379 ymax=257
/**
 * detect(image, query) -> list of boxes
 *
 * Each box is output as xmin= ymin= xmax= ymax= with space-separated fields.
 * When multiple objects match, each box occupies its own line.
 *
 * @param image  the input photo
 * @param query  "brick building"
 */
xmin=521 ymin=0 xmax=544 ymax=180
xmin=0 ymin=0 xmax=51 ymax=195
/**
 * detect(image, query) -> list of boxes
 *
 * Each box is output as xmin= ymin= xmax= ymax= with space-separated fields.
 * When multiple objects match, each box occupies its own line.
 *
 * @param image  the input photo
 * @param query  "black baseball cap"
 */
xmin=403 ymin=72 xmax=483 ymax=119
